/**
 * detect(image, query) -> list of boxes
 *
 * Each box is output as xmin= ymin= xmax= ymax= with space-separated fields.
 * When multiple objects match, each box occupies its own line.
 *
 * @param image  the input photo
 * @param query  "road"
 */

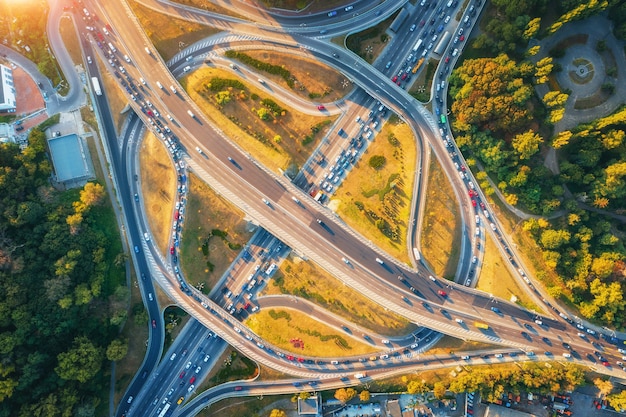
xmin=49 ymin=1 xmax=626 ymax=415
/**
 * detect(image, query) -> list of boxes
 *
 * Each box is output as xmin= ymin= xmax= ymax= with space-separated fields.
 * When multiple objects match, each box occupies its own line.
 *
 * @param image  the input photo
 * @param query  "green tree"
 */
xmin=105 ymin=339 xmax=128 ymax=362
xmin=215 ymin=91 xmax=231 ymax=105
xmin=55 ymin=337 xmax=103 ymax=383
xmin=368 ymin=155 xmax=386 ymax=170
xmin=257 ymin=107 xmax=270 ymax=120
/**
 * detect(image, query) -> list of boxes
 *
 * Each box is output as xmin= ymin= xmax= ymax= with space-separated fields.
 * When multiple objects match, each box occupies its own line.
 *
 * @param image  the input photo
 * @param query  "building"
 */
xmin=47 ymin=133 xmax=94 ymax=187
xmin=0 ymin=64 xmax=16 ymax=112
xmin=387 ymin=399 xmax=402 ymax=417
xmin=0 ymin=123 xmax=12 ymax=143
xmin=297 ymin=395 xmax=321 ymax=416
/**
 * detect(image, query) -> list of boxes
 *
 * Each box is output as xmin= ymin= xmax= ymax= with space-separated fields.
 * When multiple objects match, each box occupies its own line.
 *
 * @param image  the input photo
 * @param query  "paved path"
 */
xmin=532 ymin=14 xmax=626 ymax=133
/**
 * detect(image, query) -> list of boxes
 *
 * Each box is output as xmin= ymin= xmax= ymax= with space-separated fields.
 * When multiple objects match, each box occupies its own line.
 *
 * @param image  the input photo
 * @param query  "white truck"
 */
xmin=91 ymin=77 xmax=102 ymax=96
xmin=354 ymin=373 xmax=366 ymax=379
xmin=187 ymin=110 xmax=195 ymax=118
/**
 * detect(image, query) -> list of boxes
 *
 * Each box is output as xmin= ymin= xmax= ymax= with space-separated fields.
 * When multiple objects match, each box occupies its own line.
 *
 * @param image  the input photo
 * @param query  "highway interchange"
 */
xmin=54 ymin=0 xmax=626 ymax=416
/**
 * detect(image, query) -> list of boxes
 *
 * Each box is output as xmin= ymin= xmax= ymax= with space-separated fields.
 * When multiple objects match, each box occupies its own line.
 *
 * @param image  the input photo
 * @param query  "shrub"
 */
xmin=369 ymin=155 xmax=387 ymax=170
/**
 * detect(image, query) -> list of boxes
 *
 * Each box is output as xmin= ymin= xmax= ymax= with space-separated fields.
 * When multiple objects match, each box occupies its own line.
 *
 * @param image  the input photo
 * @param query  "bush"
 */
xmin=206 ymin=77 xmax=245 ymax=92
xmin=369 ymin=155 xmax=387 ymax=170
xmin=260 ymin=98 xmax=284 ymax=115
xmin=225 ymin=50 xmax=295 ymax=88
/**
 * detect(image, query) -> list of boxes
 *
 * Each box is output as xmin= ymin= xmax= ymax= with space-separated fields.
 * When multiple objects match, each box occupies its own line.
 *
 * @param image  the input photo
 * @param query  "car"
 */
xmin=495 ymin=353 xmax=503 ymax=358
xmin=127 ymin=396 xmax=133 ymax=404
xmin=391 ymin=75 xmax=398 ymax=82
xmin=185 ymin=361 xmax=192 ymax=369
xmin=419 ymin=19 xmax=426 ymax=27
xmin=471 ymin=256 xmax=477 ymax=264
xmin=187 ymin=384 xmax=195 ymax=393
xmin=177 ymin=397 xmax=185 ymax=405
xmin=382 ymin=339 xmax=390 ymax=344
xmin=438 ymin=290 xmax=447 ymax=297
xmin=459 ymin=35 xmax=465 ymax=41
xmin=151 ymin=319 xmax=156 ymax=328
xmin=179 ymin=371 xmax=185 ymax=378
xmin=297 ymin=357 xmax=305 ymax=363
xmin=189 ymin=376 xmax=196 ymax=384
xmin=134 ymin=246 xmax=139 ymax=253
xmin=195 ymin=366 xmax=202 ymax=374
xmin=462 ymin=355 xmax=470 ymax=360
xmin=204 ymin=354 xmax=210 ymax=362
xmin=234 ymin=386 xmax=243 ymax=391
xmin=317 ymin=105 xmax=325 ymax=110
xmin=170 ymin=246 xmax=175 ymax=255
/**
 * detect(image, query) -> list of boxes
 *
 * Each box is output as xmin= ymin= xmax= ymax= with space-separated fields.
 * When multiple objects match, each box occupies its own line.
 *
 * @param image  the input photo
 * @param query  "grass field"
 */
xmin=246 ymin=309 xmax=379 ymax=357
xmin=420 ymin=156 xmax=461 ymax=279
xmin=138 ymin=132 xmax=177 ymax=255
xmin=476 ymin=233 xmax=541 ymax=312
xmin=332 ymin=116 xmax=417 ymax=264
xmin=59 ymin=15 xmax=82 ymax=66
xmin=180 ymin=173 xmax=253 ymax=293
xmin=346 ymin=15 xmax=395 ymax=64
xmin=130 ymin=1 xmax=221 ymax=61
xmin=239 ymin=50 xmax=350 ymax=102
xmin=262 ymin=255 xmax=416 ymax=337
xmin=183 ymin=67 xmax=336 ymax=173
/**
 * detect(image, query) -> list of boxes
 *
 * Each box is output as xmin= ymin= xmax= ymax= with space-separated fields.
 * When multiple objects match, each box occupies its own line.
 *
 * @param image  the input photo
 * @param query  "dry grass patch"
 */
xmin=130 ymin=1 xmax=221 ymax=61
xmin=420 ymin=156 xmax=461 ymax=279
xmin=476 ymin=233 xmax=541 ymax=312
xmin=242 ymin=50 xmax=350 ymax=102
xmin=59 ymin=15 xmax=83 ymax=65
xmin=430 ymin=334 xmax=496 ymax=355
xmin=333 ymin=116 xmax=417 ymax=264
xmin=139 ymin=132 xmax=177 ymax=255
xmin=180 ymin=174 xmax=253 ymax=292
xmin=246 ymin=309 xmax=379 ymax=357
xmin=262 ymin=255 xmax=416 ymax=337
xmin=184 ymin=67 xmax=335 ymax=172
xmin=199 ymin=395 xmax=288 ymax=417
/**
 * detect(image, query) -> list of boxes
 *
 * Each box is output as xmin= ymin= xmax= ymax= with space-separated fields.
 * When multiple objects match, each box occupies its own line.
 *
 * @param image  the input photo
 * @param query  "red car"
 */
xmin=479 ymin=202 xmax=486 ymax=210
xmin=317 ymin=105 xmax=325 ymax=110
xmin=297 ymin=357 xmax=305 ymax=363
xmin=286 ymin=355 xmax=295 ymax=361
xmin=170 ymin=247 xmax=175 ymax=255
xmin=445 ymin=56 xmax=450 ymax=63
xmin=396 ymin=80 xmax=402 ymax=86
xmin=189 ymin=376 xmax=196 ymax=384
xmin=438 ymin=290 xmax=448 ymax=297
xmin=391 ymin=75 xmax=398 ymax=82
xmin=174 ymin=211 xmax=180 ymax=220
xmin=471 ymin=200 xmax=477 ymax=207
xmin=234 ymin=386 xmax=243 ymax=391
xmin=179 ymin=371 xmax=185 ymax=378
xmin=401 ymin=73 xmax=408 ymax=80
xmin=461 ymin=165 xmax=466 ymax=171
xmin=152 ymin=319 xmax=157 ymax=328
xmin=419 ymin=20 xmax=425 ymax=27
xmin=244 ymin=302 xmax=251 ymax=310
xmin=459 ymin=35 xmax=465 ymax=42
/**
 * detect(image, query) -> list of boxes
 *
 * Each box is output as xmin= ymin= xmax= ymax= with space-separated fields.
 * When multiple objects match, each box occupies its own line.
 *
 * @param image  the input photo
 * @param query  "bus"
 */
xmin=433 ymin=31 xmax=451 ymax=55
xmin=474 ymin=322 xmax=489 ymax=330
xmin=91 ymin=77 xmax=102 ymax=96
xmin=412 ymin=39 xmax=423 ymax=52
xmin=158 ymin=403 xmax=170 ymax=417
xmin=440 ymin=115 xmax=447 ymax=124
xmin=412 ymin=58 xmax=424 ymax=74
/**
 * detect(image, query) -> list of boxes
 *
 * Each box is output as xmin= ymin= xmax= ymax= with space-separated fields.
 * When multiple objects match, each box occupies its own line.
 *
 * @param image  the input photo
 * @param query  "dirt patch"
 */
xmin=180 ymin=173 xmax=253 ymax=293
xmin=9 ymin=65 xmax=45 ymax=117
xmin=130 ymin=1 xmax=221 ymax=61
xmin=139 ymin=132 xmax=177 ymax=255
xmin=333 ymin=116 xmax=417 ymax=264
xmin=346 ymin=20 xmax=395 ymax=64
xmin=420 ymin=156 xmax=461 ymax=279
xmin=184 ymin=66 xmax=336 ymax=172
xmin=242 ymin=50 xmax=350 ymax=101
xmin=262 ymin=255 xmax=415 ymax=336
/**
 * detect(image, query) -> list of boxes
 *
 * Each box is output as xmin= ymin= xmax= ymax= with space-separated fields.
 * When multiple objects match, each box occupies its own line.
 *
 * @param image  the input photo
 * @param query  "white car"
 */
xmin=185 ymin=361 xmax=192 ymax=369
xmin=187 ymin=384 xmax=195 ymax=393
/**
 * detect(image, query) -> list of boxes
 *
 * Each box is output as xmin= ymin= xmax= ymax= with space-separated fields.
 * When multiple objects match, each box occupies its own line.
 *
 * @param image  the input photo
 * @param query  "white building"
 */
xmin=0 ymin=64 xmax=16 ymax=112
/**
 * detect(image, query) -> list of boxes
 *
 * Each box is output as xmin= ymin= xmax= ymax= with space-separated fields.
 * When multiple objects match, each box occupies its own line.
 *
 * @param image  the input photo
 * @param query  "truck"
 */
xmin=412 ymin=39 xmax=423 ymax=52
xmin=474 ymin=322 xmax=489 ymax=330
xmin=412 ymin=57 xmax=425 ymax=74
xmin=187 ymin=110 xmax=195 ymax=118
xmin=434 ymin=31 xmax=452 ymax=55
xmin=91 ymin=77 xmax=102 ymax=96
xmin=354 ymin=372 xmax=366 ymax=379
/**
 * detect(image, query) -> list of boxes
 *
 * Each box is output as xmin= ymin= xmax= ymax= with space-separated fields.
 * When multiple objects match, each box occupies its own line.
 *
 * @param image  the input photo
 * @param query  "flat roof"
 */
xmin=48 ymin=134 xmax=92 ymax=182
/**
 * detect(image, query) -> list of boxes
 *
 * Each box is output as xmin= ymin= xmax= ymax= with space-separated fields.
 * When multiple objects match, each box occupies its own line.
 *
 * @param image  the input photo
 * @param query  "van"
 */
xmin=145 ymin=47 xmax=152 ymax=55
xmin=156 ymin=81 xmax=163 ymax=89
xmin=187 ymin=110 xmax=195 ymax=118
xmin=87 ymin=56 xmax=92 ymax=64
xmin=148 ymin=293 xmax=153 ymax=301
xmin=108 ymin=42 xmax=116 ymax=53
xmin=139 ymin=77 xmax=146 ymax=85
xmin=464 ymin=16 xmax=470 ymax=25
xmin=124 ymin=55 xmax=131 ymax=63
xmin=247 ymin=279 xmax=257 ymax=289
xmin=266 ymin=263 xmax=277 ymax=275
xmin=170 ymin=353 xmax=177 ymax=360
xmin=446 ymin=0 xmax=453 ymax=7
xmin=144 ymin=232 xmax=150 ymax=241
xmin=452 ymin=48 xmax=459 ymax=56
